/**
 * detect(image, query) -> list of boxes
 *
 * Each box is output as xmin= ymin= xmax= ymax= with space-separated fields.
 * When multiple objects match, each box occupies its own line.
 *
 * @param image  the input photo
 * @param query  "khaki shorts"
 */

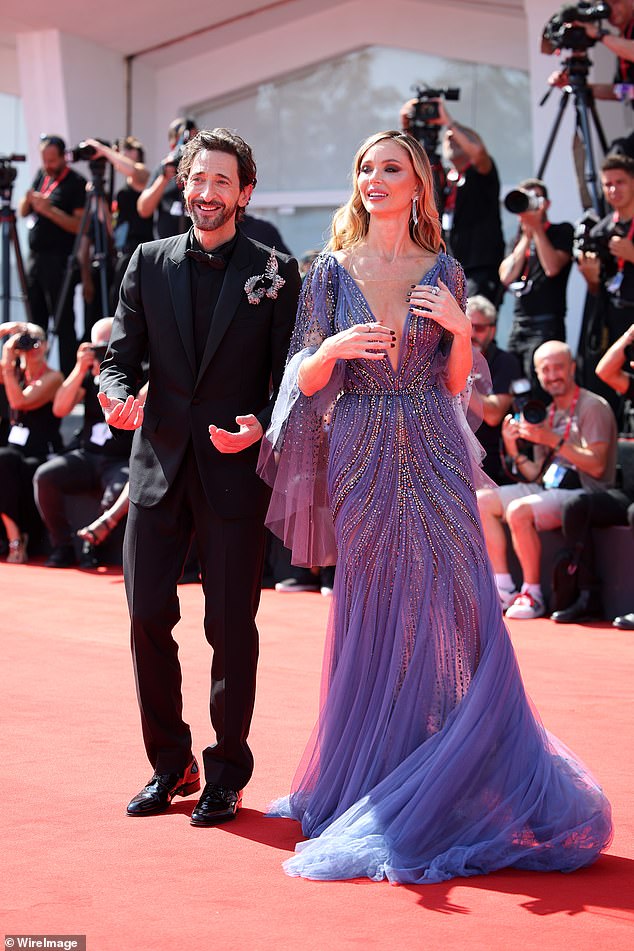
xmin=496 ymin=483 xmax=585 ymax=532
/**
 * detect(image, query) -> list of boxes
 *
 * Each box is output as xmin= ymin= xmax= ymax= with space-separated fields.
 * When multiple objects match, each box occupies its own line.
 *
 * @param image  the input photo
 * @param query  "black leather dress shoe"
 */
xmin=613 ymin=612 xmax=634 ymax=630
xmin=551 ymin=591 xmax=602 ymax=624
xmin=190 ymin=783 xmax=243 ymax=826
xmin=45 ymin=545 xmax=78 ymax=569
xmin=127 ymin=758 xmax=200 ymax=816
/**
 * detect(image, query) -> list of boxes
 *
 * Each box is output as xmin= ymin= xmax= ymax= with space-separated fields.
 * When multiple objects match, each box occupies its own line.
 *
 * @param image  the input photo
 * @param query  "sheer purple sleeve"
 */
xmin=434 ymin=256 xmax=495 ymax=490
xmin=257 ymin=255 xmax=343 ymax=568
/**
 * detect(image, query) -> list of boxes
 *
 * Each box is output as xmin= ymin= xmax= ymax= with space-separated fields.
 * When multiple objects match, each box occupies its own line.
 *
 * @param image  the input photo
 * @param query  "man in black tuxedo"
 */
xmin=98 ymin=129 xmax=301 ymax=825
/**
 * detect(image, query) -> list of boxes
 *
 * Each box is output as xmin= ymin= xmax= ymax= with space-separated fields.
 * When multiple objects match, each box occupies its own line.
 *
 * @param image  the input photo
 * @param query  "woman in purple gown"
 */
xmin=258 ymin=131 xmax=612 ymax=884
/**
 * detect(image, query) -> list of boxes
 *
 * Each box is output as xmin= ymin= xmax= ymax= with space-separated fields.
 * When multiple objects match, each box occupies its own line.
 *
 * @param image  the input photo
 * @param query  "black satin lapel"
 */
xmin=195 ymin=236 xmax=252 ymax=386
xmin=168 ymin=257 xmax=196 ymax=378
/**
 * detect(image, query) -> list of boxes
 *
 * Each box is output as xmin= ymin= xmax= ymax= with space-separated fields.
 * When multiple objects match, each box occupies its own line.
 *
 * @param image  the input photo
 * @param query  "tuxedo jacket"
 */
xmin=99 ymin=229 xmax=301 ymax=518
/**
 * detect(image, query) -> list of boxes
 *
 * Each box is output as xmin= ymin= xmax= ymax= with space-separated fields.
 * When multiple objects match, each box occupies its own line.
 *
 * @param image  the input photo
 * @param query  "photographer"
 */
xmin=401 ymin=98 xmax=504 ymax=301
xmin=83 ymin=137 xmax=154 ymax=311
xmin=136 ymin=117 xmax=198 ymax=239
xmin=551 ymin=325 xmax=634 ymax=625
xmin=500 ymin=179 xmax=574 ymax=387
xmin=467 ymin=296 xmax=522 ymax=485
xmin=33 ymin=317 xmax=142 ymax=568
xmin=19 ymin=134 xmax=87 ymax=376
xmin=578 ymin=154 xmax=634 ymax=346
xmin=477 ymin=341 xmax=616 ymax=619
xmin=0 ymin=324 xmax=63 ymax=563
xmin=549 ymin=0 xmax=634 ymax=153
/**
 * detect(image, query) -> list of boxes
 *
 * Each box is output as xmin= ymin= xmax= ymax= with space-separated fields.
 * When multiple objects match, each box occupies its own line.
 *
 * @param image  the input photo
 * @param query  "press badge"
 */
xmin=90 ymin=422 xmax=112 ymax=446
xmin=606 ymin=271 xmax=624 ymax=294
xmin=8 ymin=425 xmax=29 ymax=446
xmin=542 ymin=464 xmax=567 ymax=489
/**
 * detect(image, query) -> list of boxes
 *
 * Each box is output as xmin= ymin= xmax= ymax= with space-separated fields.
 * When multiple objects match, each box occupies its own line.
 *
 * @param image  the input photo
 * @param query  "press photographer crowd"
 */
xmin=1 ymin=2 xmax=633 ymax=632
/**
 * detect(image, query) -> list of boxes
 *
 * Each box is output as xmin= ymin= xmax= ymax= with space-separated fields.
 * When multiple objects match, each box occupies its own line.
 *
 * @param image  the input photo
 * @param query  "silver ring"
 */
xmin=431 ymin=286 xmax=439 ymax=296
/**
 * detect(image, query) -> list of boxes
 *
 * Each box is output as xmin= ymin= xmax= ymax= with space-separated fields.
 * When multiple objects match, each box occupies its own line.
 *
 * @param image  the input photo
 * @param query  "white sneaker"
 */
xmin=505 ymin=591 xmax=546 ymax=620
xmin=498 ymin=587 xmax=519 ymax=612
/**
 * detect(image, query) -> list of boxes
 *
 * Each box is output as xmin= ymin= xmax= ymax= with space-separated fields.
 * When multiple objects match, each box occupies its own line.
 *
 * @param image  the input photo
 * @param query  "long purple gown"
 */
xmin=258 ymin=251 xmax=612 ymax=884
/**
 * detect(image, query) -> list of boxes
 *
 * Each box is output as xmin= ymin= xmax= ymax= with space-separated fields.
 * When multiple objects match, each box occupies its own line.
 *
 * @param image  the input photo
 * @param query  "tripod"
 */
xmin=0 ymin=158 xmax=32 ymax=324
xmin=538 ymin=52 xmax=609 ymax=216
xmin=52 ymin=158 xmax=112 ymax=345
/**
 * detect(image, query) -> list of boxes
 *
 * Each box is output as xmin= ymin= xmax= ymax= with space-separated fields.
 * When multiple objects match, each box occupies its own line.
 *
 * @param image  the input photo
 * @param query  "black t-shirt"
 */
xmin=590 ymin=213 xmax=634 ymax=305
xmin=241 ymin=215 xmax=291 ymax=255
xmin=448 ymin=162 xmax=504 ymax=273
xmin=478 ymin=342 xmax=522 ymax=482
xmin=613 ymin=19 xmax=634 ymax=101
xmin=114 ymin=185 xmax=154 ymax=252
xmin=147 ymin=165 xmax=187 ymax=239
xmin=28 ymin=166 xmax=86 ymax=256
xmin=82 ymin=374 xmax=132 ymax=457
xmin=510 ymin=221 xmax=574 ymax=321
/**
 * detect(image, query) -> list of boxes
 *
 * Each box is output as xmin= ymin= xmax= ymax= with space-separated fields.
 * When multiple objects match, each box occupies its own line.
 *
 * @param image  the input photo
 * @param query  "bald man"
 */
xmin=477 ymin=341 xmax=617 ymax=619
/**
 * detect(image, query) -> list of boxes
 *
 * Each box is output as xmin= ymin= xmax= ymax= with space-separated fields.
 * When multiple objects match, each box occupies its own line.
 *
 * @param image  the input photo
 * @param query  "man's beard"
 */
xmin=186 ymin=198 xmax=238 ymax=232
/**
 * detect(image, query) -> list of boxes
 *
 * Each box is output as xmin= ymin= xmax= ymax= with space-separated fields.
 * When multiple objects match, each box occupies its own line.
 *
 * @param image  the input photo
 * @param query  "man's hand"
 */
xmin=29 ymin=191 xmax=52 ymax=216
xmin=76 ymin=342 xmax=98 ymax=374
xmin=516 ymin=417 xmax=557 ymax=448
xmin=209 ymin=414 xmax=263 ymax=453
xmin=609 ymin=234 xmax=634 ymax=264
xmin=577 ymin=251 xmax=601 ymax=288
xmin=98 ymin=392 xmax=144 ymax=430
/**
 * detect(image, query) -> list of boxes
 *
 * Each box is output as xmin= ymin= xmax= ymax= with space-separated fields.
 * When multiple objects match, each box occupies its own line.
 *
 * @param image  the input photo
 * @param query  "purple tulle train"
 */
xmin=258 ymin=252 xmax=612 ymax=884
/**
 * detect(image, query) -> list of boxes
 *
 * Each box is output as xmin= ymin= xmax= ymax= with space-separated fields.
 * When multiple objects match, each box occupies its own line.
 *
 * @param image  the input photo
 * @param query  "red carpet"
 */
xmin=1 ymin=563 xmax=632 ymax=950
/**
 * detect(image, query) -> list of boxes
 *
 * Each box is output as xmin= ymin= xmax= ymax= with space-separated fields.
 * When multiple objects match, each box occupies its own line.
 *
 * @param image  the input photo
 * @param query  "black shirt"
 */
xmin=147 ymin=165 xmax=187 ymax=239
xmin=28 ymin=166 xmax=86 ymax=256
xmin=613 ymin=19 xmax=634 ymax=102
xmin=478 ymin=342 xmax=522 ymax=483
xmin=590 ymin=214 xmax=634 ymax=306
xmin=188 ymin=230 xmax=238 ymax=368
xmin=448 ymin=162 xmax=505 ymax=274
xmin=510 ymin=221 xmax=574 ymax=322
xmin=82 ymin=374 xmax=133 ymax=457
xmin=114 ymin=185 xmax=154 ymax=252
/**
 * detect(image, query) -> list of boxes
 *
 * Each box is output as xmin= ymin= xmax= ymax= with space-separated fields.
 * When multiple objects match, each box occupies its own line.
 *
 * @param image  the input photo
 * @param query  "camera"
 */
xmin=504 ymin=189 xmax=546 ymax=214
xmin=66 ymin=139 xmax=111 ymax=163
xmin=510 ymin=379 xmax=547 ymax=425
xmin=573 ymin=210 xmax=628 ymax=261
xmin=162 ymin=119 xmax=197 ymax=173
xmin=0 ymin=153 xmax=26 ymax=192
xmin=91 ymin=344 xmax=108 ymax=362
xmin=15 ymin=332 xmax=42 ymax=352
xmin=407 ymin=85 xmax=460 ymax=159
xmin=542 ymin=2 xmax=611 ymax=55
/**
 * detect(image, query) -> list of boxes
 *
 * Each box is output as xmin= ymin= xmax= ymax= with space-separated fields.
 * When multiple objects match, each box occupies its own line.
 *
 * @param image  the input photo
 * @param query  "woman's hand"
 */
xmin=321 ymin=322 xmax=396 ymax=362
xmin=407 ymin=279 xmax=470 ymax=339
xmin=1 ymin=333 xmax=19 ymax=367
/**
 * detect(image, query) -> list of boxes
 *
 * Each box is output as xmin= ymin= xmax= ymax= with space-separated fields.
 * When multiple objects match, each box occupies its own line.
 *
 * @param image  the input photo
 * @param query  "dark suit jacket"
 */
xmin=99 ymin=228 xmax=301 ymax=518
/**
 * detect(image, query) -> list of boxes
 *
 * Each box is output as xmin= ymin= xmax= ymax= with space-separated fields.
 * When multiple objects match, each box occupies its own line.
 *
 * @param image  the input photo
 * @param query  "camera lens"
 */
xmin=522 ymin=399 xmax=547 ymax=425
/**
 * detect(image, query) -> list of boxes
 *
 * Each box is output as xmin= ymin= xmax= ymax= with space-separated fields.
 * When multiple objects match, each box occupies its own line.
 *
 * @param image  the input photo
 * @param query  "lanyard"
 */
xmin=39 ymin=166 xmax=69 ymax=198
xmin=619 ymin=20 xmax=634 ymax=82
xmin=548 ymin=385 xmax=580 ymax=443
xmin=443 ymin=163 xmax=471 ymax=213
xmin=612 ymin=213 xmax=634 ymax=272
xmin=520 ymin=221 xmax=550 ymax=282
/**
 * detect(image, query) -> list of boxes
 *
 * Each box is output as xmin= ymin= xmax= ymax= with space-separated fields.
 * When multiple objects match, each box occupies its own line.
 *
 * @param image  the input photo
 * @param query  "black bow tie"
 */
xmin=185 ymin=248 xmax=227 ymax=270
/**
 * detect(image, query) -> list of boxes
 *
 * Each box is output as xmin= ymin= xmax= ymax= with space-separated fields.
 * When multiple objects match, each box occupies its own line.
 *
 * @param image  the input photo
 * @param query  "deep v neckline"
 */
xmin=330 ymin=253 xmax=442 ymax=375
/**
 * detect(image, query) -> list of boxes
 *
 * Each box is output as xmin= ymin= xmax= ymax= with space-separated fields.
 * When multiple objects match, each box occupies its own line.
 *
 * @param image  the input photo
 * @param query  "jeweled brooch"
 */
xmin=244 ymin=248 xmax=286 ymax=304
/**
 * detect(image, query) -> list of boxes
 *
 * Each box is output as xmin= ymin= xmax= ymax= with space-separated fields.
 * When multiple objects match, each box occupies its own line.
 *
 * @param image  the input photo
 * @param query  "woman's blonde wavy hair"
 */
xmin=329 ymin=131 xmax=443 ymax=254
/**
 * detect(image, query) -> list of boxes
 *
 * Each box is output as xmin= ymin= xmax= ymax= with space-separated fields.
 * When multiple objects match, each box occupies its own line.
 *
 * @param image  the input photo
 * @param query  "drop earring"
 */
xmin=411 ymin=196 xmax=419 ymax=226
